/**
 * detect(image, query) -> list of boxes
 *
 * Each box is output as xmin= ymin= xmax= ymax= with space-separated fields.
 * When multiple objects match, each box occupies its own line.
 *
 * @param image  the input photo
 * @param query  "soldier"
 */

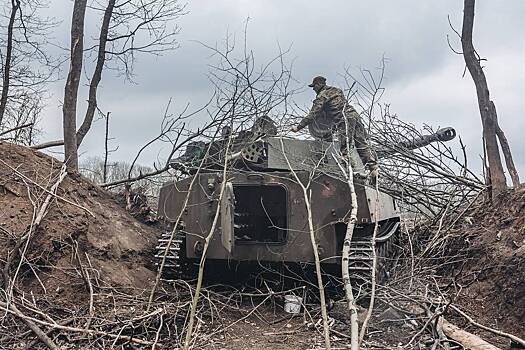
xmin=291 ymin=76 xmax=378 ymax=177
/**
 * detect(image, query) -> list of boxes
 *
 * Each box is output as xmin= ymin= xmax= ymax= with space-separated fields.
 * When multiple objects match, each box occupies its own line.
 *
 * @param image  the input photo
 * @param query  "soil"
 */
xmin=201 ymin=310 xmax=324 ymax=350
xmin=0 ymin=141 xmax=158 ymax=308
xmin=444 ymin=186 xmax=525 ymax=343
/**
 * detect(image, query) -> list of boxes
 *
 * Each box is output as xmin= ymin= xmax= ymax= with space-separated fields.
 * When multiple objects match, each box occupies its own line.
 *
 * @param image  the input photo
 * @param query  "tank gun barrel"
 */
xmin=376 ymin=127 xmax=456 ymax=159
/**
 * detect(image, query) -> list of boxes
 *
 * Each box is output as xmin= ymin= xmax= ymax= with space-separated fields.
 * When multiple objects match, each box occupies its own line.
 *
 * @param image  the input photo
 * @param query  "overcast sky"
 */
xmin=40 ymin=0 xmax=525 ymax=177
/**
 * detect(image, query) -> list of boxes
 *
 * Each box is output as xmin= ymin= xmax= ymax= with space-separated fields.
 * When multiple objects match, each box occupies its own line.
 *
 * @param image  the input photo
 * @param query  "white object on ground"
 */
xmin=284 ymin=295 xmax=302 ymax=314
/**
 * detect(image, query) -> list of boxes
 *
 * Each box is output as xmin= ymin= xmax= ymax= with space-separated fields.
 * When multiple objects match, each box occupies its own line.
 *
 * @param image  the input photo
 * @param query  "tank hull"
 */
xmin=157 ymin=170 xmax=399 ymax=264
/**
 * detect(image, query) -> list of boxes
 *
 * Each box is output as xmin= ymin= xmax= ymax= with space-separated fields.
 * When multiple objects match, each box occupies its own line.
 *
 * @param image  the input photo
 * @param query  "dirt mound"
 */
xmin=450 ymin=187 xmax=525 ymax=338
xmin=0 ymin=141 xmax=158 ymax=307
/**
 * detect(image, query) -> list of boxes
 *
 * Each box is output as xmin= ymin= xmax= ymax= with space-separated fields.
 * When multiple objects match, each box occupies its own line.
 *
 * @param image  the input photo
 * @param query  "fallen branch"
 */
xmin=442 ymin=319 xmax=500 ymax=350
xmin=263 ymin=330 xmax=299 ymax=336
xmin=24 ymin=318 xmax=75 ymax=350
xmin=495 ymin=118 xmax=520 ymax=187
xmin=2 ymin=301 xmax=60 ymax=350
xmin=25 ymin=164 xmax=68 ymax=236
xmin=450 ymin=304 xmax=525 ymax=347
xmin=0 ymin=301 xmax=162 ymax=347
xmin=30 ymin=139 xmax=64 ymax=150
xmin=435 ymin=315 xmax=451 ymax=350
xmin=5 ymin=165 xmax=68 ymax=299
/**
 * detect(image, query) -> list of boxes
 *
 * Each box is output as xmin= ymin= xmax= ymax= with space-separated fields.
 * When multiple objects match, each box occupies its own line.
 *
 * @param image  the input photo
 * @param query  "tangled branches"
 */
xmin=372 ymin=110 xmax=483 ymax=219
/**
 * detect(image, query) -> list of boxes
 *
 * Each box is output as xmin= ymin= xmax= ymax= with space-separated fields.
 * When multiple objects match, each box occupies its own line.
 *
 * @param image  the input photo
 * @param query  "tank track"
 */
xmin=348 ymin=224 xmax=399 ymax=297
xmin=155 ymin=230 xmax=187 ymax=279
xmin=154 ymin=225 xmax=398 ymax=288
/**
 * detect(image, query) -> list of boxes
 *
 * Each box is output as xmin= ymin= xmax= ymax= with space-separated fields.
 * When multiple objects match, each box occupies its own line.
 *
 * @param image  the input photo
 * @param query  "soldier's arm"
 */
xmin=296 ymin=93 xmax=327 ymax=130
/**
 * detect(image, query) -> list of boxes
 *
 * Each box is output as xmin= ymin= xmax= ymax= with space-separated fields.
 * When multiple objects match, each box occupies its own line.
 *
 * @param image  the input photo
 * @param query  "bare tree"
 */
xmin=75 ymin=0 xmax=115 ymax=147
xmin=0 ymin=0 xmax=20 ymax=127
xmin=279 ymin=136 xmax=333 ymax=350
xmin=196 ymin=24 xmax=335 ymax=348
xmin=43 ymin=0 xmax=186 ymax=170
xmin=341 ymin=61 xmax=483 ymax=224
xmin=461 ymin=0 xmax=520 ymax=193
xmin=103 ymin=112 xmax=112 ymax=182
xmin=76 ymin=0 xmax=185 ymax=146
xmin=0 ymin=95 xmax=42 ymax=145
xmin=0 ymin=0 xmax=58 ymax=144
xmin=333 ymin=62 xmax=485 ymax=346
xmin=62 ymin=0 xmax=87 ymax=172
xmin=332 ymin=138 xmax=360 ymax=349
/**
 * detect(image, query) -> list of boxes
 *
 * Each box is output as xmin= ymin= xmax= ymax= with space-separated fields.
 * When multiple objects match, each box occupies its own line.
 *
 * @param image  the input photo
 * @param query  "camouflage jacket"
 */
xmin=297 ymin=85 xmax=359 ymax=130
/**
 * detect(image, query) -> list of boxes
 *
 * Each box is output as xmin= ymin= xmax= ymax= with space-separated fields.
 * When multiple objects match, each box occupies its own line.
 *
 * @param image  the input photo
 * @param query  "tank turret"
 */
xmin=170 ymin=119 xmax=456 ymax=175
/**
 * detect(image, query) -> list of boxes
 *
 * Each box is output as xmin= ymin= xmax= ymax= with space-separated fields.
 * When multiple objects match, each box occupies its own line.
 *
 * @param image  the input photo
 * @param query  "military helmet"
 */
xmin=308 ymin=75 xmax=326 ymax=87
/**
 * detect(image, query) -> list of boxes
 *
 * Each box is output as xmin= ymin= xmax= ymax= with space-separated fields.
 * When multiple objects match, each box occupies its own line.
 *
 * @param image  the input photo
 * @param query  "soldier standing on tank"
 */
xmin=291 ymin=76 xmax=378 ymax=177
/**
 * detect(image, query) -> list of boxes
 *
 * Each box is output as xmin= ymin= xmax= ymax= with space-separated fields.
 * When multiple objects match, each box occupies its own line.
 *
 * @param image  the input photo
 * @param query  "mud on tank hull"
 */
xmin=156 ymin=170 xmax=400 ymax=283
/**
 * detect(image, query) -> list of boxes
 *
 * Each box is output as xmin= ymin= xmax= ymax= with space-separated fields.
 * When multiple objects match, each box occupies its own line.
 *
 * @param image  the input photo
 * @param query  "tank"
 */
xmin=156 ymin=117 xmax=456 ymax=293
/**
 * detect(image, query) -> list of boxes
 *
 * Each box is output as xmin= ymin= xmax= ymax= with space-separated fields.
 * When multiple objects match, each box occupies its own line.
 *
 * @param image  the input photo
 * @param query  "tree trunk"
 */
xmin=490 ymin=102 xmax=520 ymax=187
xmin=62 ymin=0 xmax=88 ymax=172
xmin=0 ymin=0 xmax=21 ymax=128
xmin=340 ymin=169 xmax=359 ymax=350
xmin=103 ymin=112 xmax=110 ymax=183
xmin=304 ymin=189 xmax=332 ymax=350
xmin=461 ymin=0 xmax=507 ymax=194
xmin=76 ymin=0 xmax=116 ymax=146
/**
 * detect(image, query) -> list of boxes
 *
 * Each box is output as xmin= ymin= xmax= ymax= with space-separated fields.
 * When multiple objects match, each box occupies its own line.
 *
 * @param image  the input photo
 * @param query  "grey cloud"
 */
xmin=36 ymin=0 xmax=525 ymax=179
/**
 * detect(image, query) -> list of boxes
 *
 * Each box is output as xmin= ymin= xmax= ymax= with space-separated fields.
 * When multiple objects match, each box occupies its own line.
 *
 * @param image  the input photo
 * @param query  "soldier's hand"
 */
xmin=290 ymin=126 xmax=300 ymax=133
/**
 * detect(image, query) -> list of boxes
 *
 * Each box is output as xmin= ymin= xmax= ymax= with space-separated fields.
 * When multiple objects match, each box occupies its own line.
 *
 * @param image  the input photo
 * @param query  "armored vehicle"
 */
xmin=156 ymin=117 xmax=456 ymax=291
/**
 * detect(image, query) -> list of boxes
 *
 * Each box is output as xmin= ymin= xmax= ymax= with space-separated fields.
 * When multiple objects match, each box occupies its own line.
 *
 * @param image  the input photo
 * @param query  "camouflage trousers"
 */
xmin=335 ymin=117 xmax=377 ymax=167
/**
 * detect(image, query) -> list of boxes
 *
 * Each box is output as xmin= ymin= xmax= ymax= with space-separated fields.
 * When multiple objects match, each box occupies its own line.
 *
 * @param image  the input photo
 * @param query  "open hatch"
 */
xmin=228 ymin=184 xmax=288 ymax=245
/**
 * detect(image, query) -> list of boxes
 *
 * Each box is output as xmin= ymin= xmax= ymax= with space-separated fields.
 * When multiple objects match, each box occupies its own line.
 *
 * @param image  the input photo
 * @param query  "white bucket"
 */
xmin=284 ymin=294 xmax=303 ymax=314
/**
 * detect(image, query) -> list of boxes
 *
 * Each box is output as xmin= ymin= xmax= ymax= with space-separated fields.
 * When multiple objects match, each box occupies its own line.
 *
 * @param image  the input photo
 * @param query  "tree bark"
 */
xmin=304 ymin=189 xmax=332 ymax=350
xmin=31 ymin=139 xmax=64 ymax=150
xmin=490 ymin=102 xmax=520 ymax=187
xmin=340 ymin=165 xmax=359 ymax=350
xmin=2 ymin=302 xmax=61 ymax=350
xmin=62 ymin=0 xmax=88 ymax=172
xmin=0 ymin=0 xmax=21 ymax=127
xmin=461 ymin=0 xmax=507 ymax=194
xmin=76 ymin=0 xmax=116 ymax=146
xmin=103 ymin=112 xmax=111 ymax=183
xmin=442 ymin=319 xmax=500 ymax=350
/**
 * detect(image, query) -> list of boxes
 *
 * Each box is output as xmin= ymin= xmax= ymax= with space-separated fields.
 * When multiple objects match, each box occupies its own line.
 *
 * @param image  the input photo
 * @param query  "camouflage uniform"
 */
xmin=297 ymin=85 xmax=376 ymax=167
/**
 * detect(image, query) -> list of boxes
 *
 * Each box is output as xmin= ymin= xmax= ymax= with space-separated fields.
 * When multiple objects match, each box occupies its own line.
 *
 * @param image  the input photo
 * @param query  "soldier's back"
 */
xmin=321 ymin=86 xmax=348 ymax=120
